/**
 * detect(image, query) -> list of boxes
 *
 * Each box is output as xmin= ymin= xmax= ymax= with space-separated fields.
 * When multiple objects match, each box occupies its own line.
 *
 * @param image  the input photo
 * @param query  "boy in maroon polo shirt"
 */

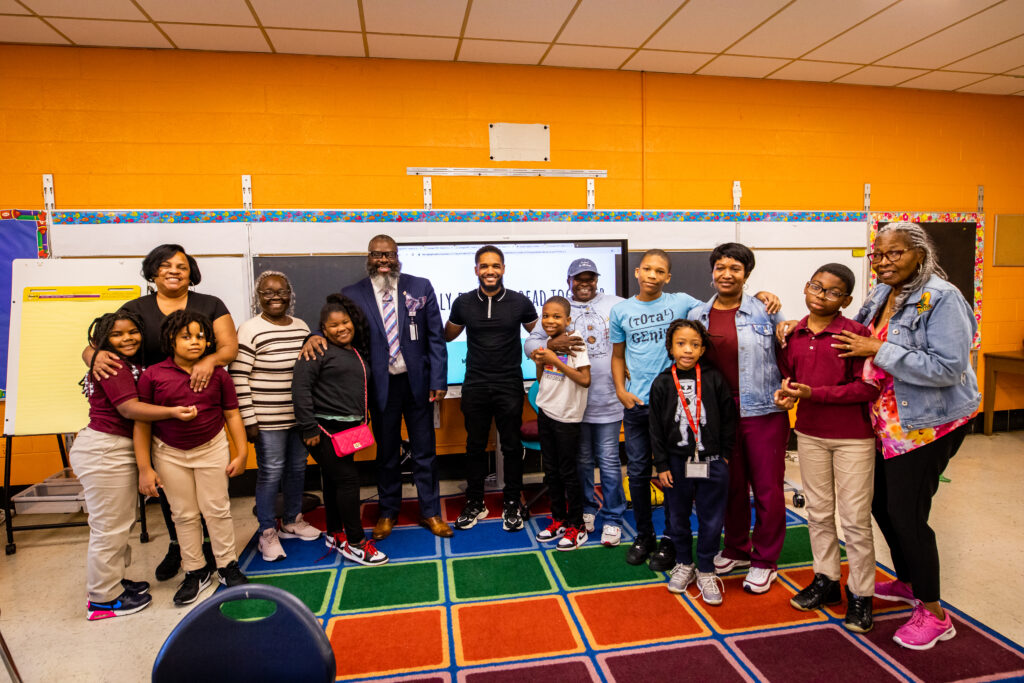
xmin=775 ymin=263 xmax=880 ymax=634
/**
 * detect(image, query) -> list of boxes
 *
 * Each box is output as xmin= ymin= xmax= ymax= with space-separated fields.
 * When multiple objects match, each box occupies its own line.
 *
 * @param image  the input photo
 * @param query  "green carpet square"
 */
xmin=447 ymin=551 xmax=555 ymax=601
xmin=777 ymin=524 xmax=845 ymax=566
xmin=548 ymin=544 xmax=664 ymax=590
xmin=336 ymin=560 xmax=442 ymax=613
xmin=219 ymin=569 xmax=335 ymax=620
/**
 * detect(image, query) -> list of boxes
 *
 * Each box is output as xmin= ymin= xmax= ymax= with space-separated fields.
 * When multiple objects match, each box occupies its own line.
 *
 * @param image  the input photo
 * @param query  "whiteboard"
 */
xmin=50 ymin=222 xmax=250 ymax=258
xmin=745 ymin=249 xmax=869 ymax=322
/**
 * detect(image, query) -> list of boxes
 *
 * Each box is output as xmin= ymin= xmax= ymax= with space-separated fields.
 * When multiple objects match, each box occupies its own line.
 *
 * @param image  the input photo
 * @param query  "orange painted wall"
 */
xmin=2 ymin=44 xmax=1024 ymax=483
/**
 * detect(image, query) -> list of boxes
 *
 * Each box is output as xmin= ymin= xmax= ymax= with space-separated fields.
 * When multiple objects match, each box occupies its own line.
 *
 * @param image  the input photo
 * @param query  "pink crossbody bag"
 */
xmin=319 ymin=348 xmax=374 ymax=457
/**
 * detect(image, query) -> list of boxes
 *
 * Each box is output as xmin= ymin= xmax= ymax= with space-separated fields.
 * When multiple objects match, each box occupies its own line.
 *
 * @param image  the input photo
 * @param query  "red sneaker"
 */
xmin=536 ymin=519 xmax=566 ymax=543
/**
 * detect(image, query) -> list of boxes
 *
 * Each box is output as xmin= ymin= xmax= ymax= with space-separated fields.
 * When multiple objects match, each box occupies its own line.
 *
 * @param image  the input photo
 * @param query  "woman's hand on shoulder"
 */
xmin=775 ymin=320 xmax=799 ymax=347
xmin=754 ymin=291 xmax=781 ymax=315
xmin=92 ymin=350 xmax=123 ymax=380
xmin=189 ymin=355 xmax=217 ymax=392
xmin=832 ymin=330 xmax=882 ymax=358
xmin=300 ymin=336 xmax=328 ymax=361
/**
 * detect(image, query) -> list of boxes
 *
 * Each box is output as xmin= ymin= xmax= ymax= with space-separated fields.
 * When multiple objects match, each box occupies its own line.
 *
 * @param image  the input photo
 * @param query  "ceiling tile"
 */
xmin=542 ymin=43 xmax=635 ymax=69
xmin=765 ymin=59 xmax=859 ymax=82
xmin=729 ymin=0 xmax=893 ymax=58
xmin=896 ymin=70 xmax=989 ymax=91
xmin=20 ymin=0 xmax=144 ymax=20
xmin=0 ymin=0 xmax=31 ymax=14
xmin=957 ymin=74 xmax=1024 ymax=95
xmin=136 ymin=0 xmax=256 ymax=25
xmin=879 ymin=1 xmax=1024 ymax=69
xmin=944 ymin=35 xmax=1024 ymax=74
xmin=250 ymin=0 xmax=360 ymax=32
xmin=160 ymin=23 xmax=271 ymax=52
xmin=558 ymin=0 xmax=681 ymax=48
xmin=266 ymin=28 xmax=364 ymax=56
xmin=0 ymin=14 xmax=69 ymax=43
xmin=834 ymin=65 xmax=928 ymax=86
xmin=367 ymin=33 xmax=458 ymax=60
xmin=457 ymin=38 xmax=548 ymax=65
xmin=698 ymin=54 xmax=790 ymax=78
xmin=362 ymin=0 xmax=466 ymax=37
xmin=805 ymin=0 xmax=994 ymax=64
xmin=621 ymin=49 xmax=711 ymax=73
xmin=463 ymin=0 xmax=574 ymax=42
xmin=645 ymin=0 xmax=791 ymax=53
xmin=47 ymin=18 xmax=170 ymax=47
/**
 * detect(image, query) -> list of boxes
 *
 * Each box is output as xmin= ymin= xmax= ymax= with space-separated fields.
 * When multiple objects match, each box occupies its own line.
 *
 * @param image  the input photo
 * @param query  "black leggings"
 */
xmin=871 ymin=423 xmax=968 ymax=603
xmin=308 ymin=419 xmax=365 ymax=545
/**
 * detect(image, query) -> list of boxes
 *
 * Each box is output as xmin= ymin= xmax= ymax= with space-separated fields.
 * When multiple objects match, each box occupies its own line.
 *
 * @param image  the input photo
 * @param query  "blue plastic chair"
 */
xmin=152 ymin=584 xmax=335 ymax=683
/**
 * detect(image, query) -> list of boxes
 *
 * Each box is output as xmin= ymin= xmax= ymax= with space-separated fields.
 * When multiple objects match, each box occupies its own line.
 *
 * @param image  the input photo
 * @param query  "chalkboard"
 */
xmin=626 ymin=251 xmax=716 ymax=301
xmin=252 ymin=255 xmax=369 ymax=329
xmin=876 ymin=221 xmax=977 ymax=305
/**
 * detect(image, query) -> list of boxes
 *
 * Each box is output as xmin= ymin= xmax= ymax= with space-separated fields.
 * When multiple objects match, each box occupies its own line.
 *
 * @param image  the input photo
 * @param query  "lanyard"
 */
xmin=671 ymin=364 xmax=702 ymax=455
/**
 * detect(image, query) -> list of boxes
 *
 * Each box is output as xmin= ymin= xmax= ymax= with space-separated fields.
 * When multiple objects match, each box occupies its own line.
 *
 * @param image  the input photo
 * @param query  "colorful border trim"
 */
xmin=870 ymin=212 xmax=983 ymax=349
xmin=0 ymin=209 xmax=49 ymax=258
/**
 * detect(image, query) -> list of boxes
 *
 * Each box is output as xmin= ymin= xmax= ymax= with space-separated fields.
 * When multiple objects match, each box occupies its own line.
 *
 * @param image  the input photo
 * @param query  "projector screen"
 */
xmin=397 ymin=238 xmax=628 ymax=386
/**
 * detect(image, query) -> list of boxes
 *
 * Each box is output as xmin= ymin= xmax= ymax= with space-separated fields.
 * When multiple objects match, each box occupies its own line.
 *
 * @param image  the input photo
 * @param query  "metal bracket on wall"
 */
xmin=423 ymin=176 xmax=433 ymax=210
xmin=242 ymin=175 xmax=253 ymax=210
xmin=42 ymin=174 xmax=55 ymax=212
xmin=864 ymin=183 xmax=871 ymax=213
xmin=732 ymin=181 xmax=742 ymax=211
xmin=978 ymin=185 xmax=984 ymax=214
xmin=587 ymin=178 xmax=595 ymax=210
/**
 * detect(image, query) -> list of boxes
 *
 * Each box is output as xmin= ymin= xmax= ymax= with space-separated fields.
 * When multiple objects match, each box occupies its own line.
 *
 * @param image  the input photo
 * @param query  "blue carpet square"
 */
xmin=370 ymin=525 xmax=442 ymax=562
xmin=445 ymin=518 xmax=539 ymax=556
xmin=239 ymin=535 xmax=341 ymax=574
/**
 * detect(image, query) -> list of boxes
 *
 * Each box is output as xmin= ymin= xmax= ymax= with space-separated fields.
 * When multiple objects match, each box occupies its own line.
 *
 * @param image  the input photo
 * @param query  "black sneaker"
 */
xmin=155 ymin=542 xmax=181 ymax=582
xmin=501 ymin=500 xmax=525 ymax=532
xmin=87 ymin=589 xmax=152 ymax=621
xmin=648 ymin=537 xmax=677 ymax=572
xmin=454 ymin=499 xmax=488 ymax=530
xmin=120 ymin=578 xmax=150 ymax=595
xmin=790 ymin=573 xmax=841 ymax=611
xmin=217 ymin=561 xmax=249 ymax=588
xmin=173 ymin=567 xmax=212 ymax=606
xmin=843 ymin=585 xmax=874 ymax=633
xmin=625 ymin=534 xmax=657 ymax=565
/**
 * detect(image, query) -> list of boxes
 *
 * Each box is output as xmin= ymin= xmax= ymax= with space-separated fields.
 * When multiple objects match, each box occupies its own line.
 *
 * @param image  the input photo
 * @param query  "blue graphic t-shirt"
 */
xmin=609 ymin=291 xmax=702 ymax=404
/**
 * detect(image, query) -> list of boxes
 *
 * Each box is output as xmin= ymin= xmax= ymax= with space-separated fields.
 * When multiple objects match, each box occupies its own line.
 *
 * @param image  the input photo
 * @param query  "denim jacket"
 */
xmin=853 ymin=275 xmax=980 ymax=431
xmin=689 ymin=294 xmax=784 ymax=418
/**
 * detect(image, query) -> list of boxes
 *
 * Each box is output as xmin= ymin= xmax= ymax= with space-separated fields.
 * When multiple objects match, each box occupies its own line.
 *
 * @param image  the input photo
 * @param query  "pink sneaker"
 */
xmin=874 ymin=579 xmax=916 ymax=605
xmin=893 ymin=604 xmax=956 ymax=650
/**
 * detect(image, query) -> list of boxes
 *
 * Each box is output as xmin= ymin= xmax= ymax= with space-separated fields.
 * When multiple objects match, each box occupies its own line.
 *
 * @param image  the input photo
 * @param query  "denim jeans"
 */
xmin=578 ymin=420 xmax=625 ymax=526
xmin=623 ymin=404 xmax=670 ymax=537
xmin=254 ymin=427 xmax=309 ymax=532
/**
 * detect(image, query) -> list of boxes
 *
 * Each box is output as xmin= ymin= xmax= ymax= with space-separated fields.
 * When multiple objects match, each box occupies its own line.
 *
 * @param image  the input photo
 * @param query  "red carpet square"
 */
xmin=780 ymin=565 xmax=909 ymax=619
xmin=729 ymin=623 xmax=901 ymax=682
xmin=442 ymin=491 xmax=550 ymax=523
xmin=690 ymin=575 xmax=824 ymax=633
xmin=458 ymin=657 xmax=599 ymax=682
xmin=326 ymin=607 xmax=448 ymax=679
xmin=350 ymin=676 xmax=450 ymax=683
xmin=597 ymin=641 xmax=751 ymax=682
xmin=360 ymin=499 xmax=428 ymax=527
xmin=452 ymin=596 xmax=583 ymax=665
xmin=570 ymin=585 xmax=708 ymax=649
xmin=865 ymin=612 xmax=1024 ymax=682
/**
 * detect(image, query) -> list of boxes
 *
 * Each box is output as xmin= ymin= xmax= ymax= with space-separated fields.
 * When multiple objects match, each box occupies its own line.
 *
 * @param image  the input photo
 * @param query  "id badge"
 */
xmin=409 ymin=314 xmax=419 ymax=341
xmin=685 ymin=460 xmax=709 ymax=479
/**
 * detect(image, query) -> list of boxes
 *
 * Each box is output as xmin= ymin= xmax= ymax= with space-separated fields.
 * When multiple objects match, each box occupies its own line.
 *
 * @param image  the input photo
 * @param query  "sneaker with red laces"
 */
xmin=556 ymin=526 xmax=587 ymax=551
xmin=324 ymin=532 xmax=346 ymax=552
xmin=342 ymin=540 xmax=389 ymax=566
xmin=874 ymin=579 xmax=917 ymax=606
xmin=893 ymin=603 xmax=956 ymax=650
xmin=536 ymin=519 xmax=566 ymax=543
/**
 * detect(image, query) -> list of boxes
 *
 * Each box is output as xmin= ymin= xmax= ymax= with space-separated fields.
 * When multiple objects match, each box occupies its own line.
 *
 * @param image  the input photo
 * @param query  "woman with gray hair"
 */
xmin=834 ymin=221 xmax=980 ymax=650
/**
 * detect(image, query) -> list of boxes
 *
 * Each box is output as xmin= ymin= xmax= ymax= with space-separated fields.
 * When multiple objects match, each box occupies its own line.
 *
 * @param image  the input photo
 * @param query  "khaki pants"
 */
xmin=796 ymin=430 xmax=876 ymax=597
xmin=152 ymin=433 xmax=237 ymax=572
xmin=69 ymin=427 xmax=139 ymax=603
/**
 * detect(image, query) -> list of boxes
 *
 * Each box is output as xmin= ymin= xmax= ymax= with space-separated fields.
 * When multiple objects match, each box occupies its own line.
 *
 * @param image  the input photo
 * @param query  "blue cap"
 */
xmin=567 ymin=258 xmax=600 ymax=278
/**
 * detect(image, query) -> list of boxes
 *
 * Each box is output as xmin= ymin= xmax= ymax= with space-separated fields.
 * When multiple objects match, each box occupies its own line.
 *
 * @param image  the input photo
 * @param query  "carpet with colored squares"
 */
xmin=227 ymin=490 xmax=1024 ymax=682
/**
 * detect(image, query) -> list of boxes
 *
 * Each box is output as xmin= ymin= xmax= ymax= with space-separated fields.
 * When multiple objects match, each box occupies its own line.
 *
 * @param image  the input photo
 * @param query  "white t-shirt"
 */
xmin=536 ymin=334 xmax=590 ymax=424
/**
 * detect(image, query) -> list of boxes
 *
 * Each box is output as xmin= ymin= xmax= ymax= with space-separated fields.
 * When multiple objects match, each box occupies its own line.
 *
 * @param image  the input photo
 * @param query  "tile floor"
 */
xmin=0 ymin=431 xmax=1021 ymax=682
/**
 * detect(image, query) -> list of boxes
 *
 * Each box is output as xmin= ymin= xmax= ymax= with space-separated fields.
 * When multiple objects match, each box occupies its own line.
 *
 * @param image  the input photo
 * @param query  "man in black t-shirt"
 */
xmin=445 ymin=245 xmax=538 ymax=532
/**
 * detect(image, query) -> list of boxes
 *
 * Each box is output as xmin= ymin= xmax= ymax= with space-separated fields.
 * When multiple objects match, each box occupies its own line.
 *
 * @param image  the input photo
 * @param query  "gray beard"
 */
xmin=371 ymin=272 xmax=399 ymax=291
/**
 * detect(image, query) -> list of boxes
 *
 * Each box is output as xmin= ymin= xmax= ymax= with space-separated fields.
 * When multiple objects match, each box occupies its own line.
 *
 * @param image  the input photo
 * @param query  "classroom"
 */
xmin=1 ymin=1 xmax=1024 ymax=681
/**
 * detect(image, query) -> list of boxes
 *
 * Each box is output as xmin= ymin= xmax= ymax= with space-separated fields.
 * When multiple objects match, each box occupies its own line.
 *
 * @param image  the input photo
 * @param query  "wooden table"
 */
xmin=983 ymin=350 xmax=1024 ymax=435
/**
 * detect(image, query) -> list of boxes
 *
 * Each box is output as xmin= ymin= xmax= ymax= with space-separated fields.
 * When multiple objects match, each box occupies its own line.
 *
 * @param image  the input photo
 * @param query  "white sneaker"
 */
xmin=258 ymin=528 xmax=286 ymax=562
xmin=600 ymin=525 xmax=621 ymax=547
xmin=279 ymin=514 xmax=322 ymax=541
xmin=341 ymin=540 xmax=388 ymax=566
xmin=556 ymin=527 xmax=587 ymax=551
xmin=713 ymin=551 xmax=751 ymax=575
xmin=667 ymin=563 xmax=696 ymax=594
xmin=742 ymin=566 xmax=778 ymax=594
xmin=582 ymin=513 xmax=596 ymax=533
xmin=697 ymin=571 xmax=724 ymax=605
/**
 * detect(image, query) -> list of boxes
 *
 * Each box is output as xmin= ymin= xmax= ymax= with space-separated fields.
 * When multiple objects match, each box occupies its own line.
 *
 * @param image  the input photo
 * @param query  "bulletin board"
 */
xmin=0 ymin=209 xmax=48 ymax=400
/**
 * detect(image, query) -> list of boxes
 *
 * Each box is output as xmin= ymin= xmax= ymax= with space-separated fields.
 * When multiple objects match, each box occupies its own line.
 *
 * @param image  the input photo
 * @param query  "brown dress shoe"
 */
xmin=419 ymin=516 xmax=454 ymax=538
xmin=372 ymin=517 xmax=396 ymax=540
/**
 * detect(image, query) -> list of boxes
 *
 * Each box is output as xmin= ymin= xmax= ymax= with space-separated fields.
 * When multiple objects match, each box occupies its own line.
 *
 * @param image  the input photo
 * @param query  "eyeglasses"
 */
xmin=258 ymin=288 xmax=291 ymax=299
xmin=369 ymin=250 xmax=398 ymax=260
xmin=867 ymin=249 xmax=907 ymax=264
xmin=805 ymin=281 xmax=847 ymax=301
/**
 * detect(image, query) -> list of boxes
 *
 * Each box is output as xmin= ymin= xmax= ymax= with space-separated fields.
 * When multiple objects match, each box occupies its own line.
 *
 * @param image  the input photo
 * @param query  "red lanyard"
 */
xmin=671 ymin=364 xmax=701 ymax=438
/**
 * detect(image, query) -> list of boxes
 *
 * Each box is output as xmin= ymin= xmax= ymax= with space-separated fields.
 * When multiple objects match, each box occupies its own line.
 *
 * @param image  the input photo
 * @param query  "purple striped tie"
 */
xmin=382 ymin=289 xmax=399 ymax=364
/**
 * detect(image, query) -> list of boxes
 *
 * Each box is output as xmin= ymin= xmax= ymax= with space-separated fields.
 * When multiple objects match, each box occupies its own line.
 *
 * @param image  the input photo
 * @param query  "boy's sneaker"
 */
xmin=648 ymin=537 xmax=676 ymax=572
xmin=790 ymin=573 xmax=841 ymax=611
xmin=324 ymin=531 xmax=346 ymax=552
xmin=892 ymin=603 xmax=955 ymax=650
xmin=742 ymin=566 xmax=778 ymax=594
xmin=279 ymin=514 xmax=322 ymax=541
xmin=874 ymin=578 xmax=916 ymax=606
xmin=601 ymin=525 xmax=621 ymax=547
xmin=713 ymin=551 xmax=750 ymax=575
xmin=258 ymin=528 xmax=287 ymax=562
xmin=582 ymin=513 xmax=596 ymax=533
xmin=501 ymin=500 xmax=525 ymax=532
xmin=120 ymin=578 xmax=150 ymax=595
xmin=844 ymin=586 xmax=874 ymax=634
xmin=536 ymin=518 xmax=566 ymax=542
xmin=217 ymin=561 xmax=249 ymax=587
xmin=154 ymin=541 xmax=181 ymax=581
xmin=625 ymin=535 xmax=657 ymax=565
xmin=667 ymin=563 xmax=696 ymax=594
xmin=342 ymin=540 xmax=389 ymax=566
xmin=696 ymin=571 xmax=725 ymax=606
xmin=454 ymin=499 xmax=488 ymax=530
xmin=87 ymin=589 xmax=152 ymax=621
xmin=556 ymin=526 xmax=587 ymax=551
xmin=173 ymin=567 xmax=213 ymax=606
